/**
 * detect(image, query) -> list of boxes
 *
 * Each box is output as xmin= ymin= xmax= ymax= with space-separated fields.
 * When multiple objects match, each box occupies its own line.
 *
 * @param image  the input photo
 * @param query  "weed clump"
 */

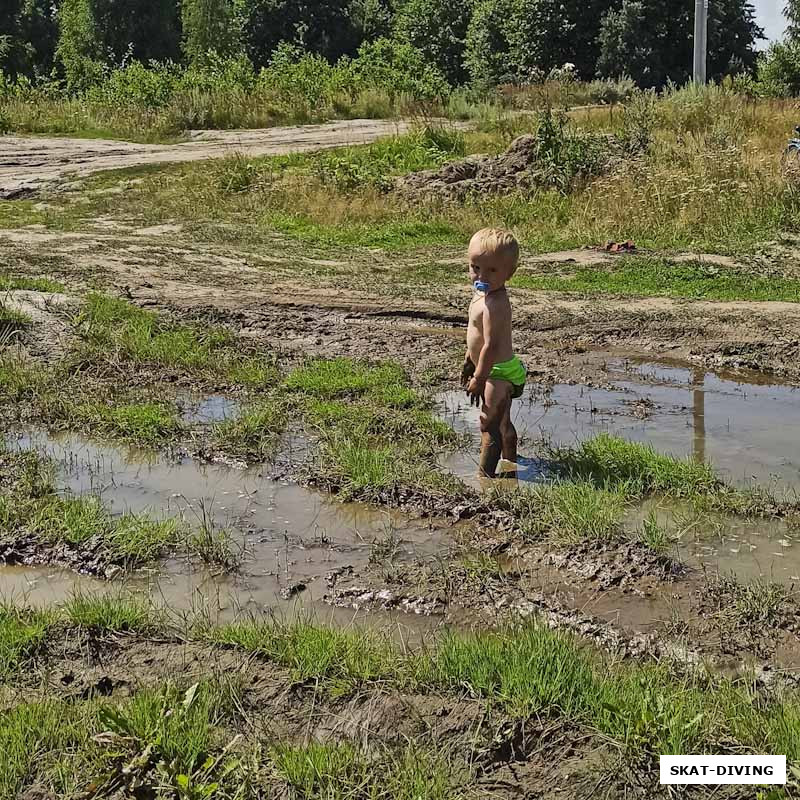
xmin=283 ymin=358 xmax=464 ymax=503
xmin=488 ymin=480 xmax=625 ymax=543
xmin=0 ymin=603 xmax=55 ymax=676
xmin=546 ymin=433 xmax=719 ymax=498
xmin=74 ymin=294 xmax=276 ymax=388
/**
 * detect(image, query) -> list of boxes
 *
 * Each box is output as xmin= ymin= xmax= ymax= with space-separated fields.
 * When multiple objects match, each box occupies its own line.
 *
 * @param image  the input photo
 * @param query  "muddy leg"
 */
xmin=479 ymin=381 xmax=510 ymax=478
xmin=500 ymin=400 xmax=517 ymax=463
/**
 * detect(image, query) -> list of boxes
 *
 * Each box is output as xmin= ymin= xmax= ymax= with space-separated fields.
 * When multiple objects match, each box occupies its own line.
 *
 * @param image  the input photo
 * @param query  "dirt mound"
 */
xmin=396 ymin=133 xmax=619 ymax=200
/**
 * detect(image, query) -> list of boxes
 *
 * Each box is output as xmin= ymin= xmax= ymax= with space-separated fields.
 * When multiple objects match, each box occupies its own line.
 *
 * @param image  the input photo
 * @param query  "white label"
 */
xmin=660 ymin=756 xmax=786 ymax=784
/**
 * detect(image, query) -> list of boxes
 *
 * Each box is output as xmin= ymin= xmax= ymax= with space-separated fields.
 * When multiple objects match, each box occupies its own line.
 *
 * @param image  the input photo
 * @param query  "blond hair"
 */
xmin=469 ymin=228 xmax=520 ymax=269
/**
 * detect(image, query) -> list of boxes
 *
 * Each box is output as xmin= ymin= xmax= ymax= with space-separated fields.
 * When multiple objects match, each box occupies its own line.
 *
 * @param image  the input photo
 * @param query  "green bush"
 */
xmin=88 ymin=60 xmax=180 ymax=107
xmin=757 ymin=40 xmax=800 ymax=97
xmin=313 ymin=126 xmax=466 ymax=190
xmin=348 ymin=37 xmax=451 ymax=101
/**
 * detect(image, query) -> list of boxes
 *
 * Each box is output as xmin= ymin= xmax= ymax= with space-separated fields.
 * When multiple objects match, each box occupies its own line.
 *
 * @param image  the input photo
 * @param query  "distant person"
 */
xmin=461 ymin=228 xmax=527 ymax=478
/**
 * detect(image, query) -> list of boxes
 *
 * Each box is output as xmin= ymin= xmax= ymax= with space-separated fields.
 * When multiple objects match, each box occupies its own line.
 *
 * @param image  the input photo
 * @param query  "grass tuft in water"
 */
xmin=637 ymin=511 xmax=673 ymax=553
xmin=211 ymin=400 xmax=286 ymax=460
xmin=73 ymin=400 xmax=184 ymax=445
xmin=64 ymin=592 xmax=162 ymax=633
xmin=489 ymin=480 xmax=625 ymax=543
xmin=0 ymin=452 xmax=183 ymax=567
xmin=546 ymin=433 xmax=719 ymax=497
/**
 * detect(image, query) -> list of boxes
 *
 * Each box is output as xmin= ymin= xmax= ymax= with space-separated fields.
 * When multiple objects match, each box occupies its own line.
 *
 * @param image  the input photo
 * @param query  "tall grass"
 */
xmin=62 ymin=89 xmax=800 ymax=258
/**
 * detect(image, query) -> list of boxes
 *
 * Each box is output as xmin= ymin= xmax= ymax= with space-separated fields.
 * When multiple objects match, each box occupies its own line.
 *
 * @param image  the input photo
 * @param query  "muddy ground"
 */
xmin=4 ymin=222 xmax=800 ymax=382
xmin=4 ymin=132 xmax=800 ymax=797
xmin=5 ymin=219 xmax=800 ymax=675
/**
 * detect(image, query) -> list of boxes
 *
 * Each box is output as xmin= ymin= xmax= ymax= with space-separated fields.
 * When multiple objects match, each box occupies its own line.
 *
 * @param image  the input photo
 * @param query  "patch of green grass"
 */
xmin=0 ymin=275 xmax=66 ymax=293
xmin=209 ymin=618 xmax=396 ymax=696
xmin=73 ymin=400 xmax=183 ymax=445
xmin=489 ymin=480 xmax=626 ymax=543
xmin=0 ymin=603 xmax=55 ymax=676
xmin=63 ymin=592 xmax=162 ymax=633
xmin=0 ymin=699 xmax=92 ymax=800
xmin=284 ymin=358 xmax=413 ymax=405
xmin=271 ymin=742 xmax=455 ymax=800
xmin=268 ymin=212 xmax=463 ymax=250
xmin=0 ymin=356 xmax=56 ymax=402
xmin=513 ymin=256 xmax=800 ymax=303
xmin=75 ymin=294 xmax=275 ymax=387
xmin=546 ymin=434 xmax=719 ymax=498
xmin=211 ymin=400 xmax=286 ymax=460
xmin=27 ymin=495 xmax=111 ymax=546
xmin=637 ymin=510 xmax=672 ymax=553
xmin=213 ymin=615 xmax=800 ymax=759
xmin=284 ymin=358 xmax=464 ymax=502
xmin=304 ymin=398 xmax=455 ymax=446
xmin=0 ymin=304 xmax=30 ymax=328
xmin=0 ymin=200 xmax=46 ymax=229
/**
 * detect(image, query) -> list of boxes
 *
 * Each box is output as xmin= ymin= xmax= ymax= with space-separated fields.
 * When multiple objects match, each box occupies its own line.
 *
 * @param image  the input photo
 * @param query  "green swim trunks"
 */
xmin=489 ymin=355 xmax=527 ymax=399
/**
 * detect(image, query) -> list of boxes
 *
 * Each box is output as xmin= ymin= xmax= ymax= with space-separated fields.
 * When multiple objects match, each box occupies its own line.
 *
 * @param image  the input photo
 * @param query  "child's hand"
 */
xmin=466 ymin=376 xmax=486 ymax=407
xmin=460 ymin=356 xmax=475 ymax=387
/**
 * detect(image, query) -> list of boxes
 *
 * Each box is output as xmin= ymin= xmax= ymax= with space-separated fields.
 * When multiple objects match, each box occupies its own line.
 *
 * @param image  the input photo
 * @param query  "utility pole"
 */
xmin=693 ymin=0 xmax=708 ymax=84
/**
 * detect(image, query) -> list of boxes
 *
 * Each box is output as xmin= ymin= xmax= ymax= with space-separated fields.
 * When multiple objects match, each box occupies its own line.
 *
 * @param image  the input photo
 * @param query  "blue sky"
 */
xmin=754 ymin=0 xmax=787 ymax=45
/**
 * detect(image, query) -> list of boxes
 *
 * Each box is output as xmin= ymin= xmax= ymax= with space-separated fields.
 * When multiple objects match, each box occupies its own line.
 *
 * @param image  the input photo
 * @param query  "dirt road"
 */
xmin=0 ymin=119 xmax=417 ymax=198
xmin=6 ymin=223 xmax=800 ymax=382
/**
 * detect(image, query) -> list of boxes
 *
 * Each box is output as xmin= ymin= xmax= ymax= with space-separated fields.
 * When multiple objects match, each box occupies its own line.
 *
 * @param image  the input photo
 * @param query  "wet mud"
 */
xmin=1 ymin=428 xmax=454 ymax=632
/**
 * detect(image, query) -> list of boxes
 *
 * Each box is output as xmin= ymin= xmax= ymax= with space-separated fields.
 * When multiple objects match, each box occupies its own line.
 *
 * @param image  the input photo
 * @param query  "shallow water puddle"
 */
xmin=1 ymin=429 xmax=451 ymax=628
xmin=630 ymin=498 xmax=800 ymax=584
xmin=179 ymin=394 xmax=240 ymax=424
xmin=439 ymin=353 xmax=800 ymax=583
xmin=440 ymin=353 xmax=800 ymax=489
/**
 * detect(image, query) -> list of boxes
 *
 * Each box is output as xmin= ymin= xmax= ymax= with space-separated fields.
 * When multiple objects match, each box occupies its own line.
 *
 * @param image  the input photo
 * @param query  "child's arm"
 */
xmin=460 ymin=351 xmax=475 ymax=387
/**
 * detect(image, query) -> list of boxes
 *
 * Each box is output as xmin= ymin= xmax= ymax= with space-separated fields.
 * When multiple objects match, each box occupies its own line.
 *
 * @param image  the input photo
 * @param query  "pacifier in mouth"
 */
xmin=473 ymin=280 xmax=490 ymax=293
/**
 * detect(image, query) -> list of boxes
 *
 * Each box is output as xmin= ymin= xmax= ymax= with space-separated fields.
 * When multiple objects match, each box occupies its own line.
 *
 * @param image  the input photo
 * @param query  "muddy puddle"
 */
xmin=1 ymin=429 xmax=452 ymax=634
xmin=440 ymin=353 xmax=800 ymax=584
xmin=441 ymin=353 xmax=800 ymax=489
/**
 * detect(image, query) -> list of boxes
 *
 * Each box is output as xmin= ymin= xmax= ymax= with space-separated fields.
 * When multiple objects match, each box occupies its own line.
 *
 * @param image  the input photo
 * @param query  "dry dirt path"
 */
xmin=0 ymin=118 xmax=418 ymax=198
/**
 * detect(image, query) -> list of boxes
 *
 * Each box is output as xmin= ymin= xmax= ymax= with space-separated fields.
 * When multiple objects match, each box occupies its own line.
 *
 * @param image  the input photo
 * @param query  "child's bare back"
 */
xmin=461 ymin=229 xmax=526 ymax=478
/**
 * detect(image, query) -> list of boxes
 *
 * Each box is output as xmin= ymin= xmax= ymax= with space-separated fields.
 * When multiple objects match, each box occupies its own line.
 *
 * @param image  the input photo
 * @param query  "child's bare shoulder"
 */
xmin=485 ymin=288 xmax=512 ymax=314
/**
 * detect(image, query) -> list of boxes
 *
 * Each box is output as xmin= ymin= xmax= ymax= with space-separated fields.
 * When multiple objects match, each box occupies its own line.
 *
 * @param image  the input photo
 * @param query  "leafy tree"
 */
xmin=708 ymin=0 xmax=762 ymax=77
xmin=786 ymin=0 xmax=800 ymax=41
xmin=349 ymin=0 xmax=393 ymax=43
xmin=394 ymin=0 xmax=472 ymax=84
xmin=597 ymin=0 xmax=762 ymax=87
xmin=465 ymin=0 xmax=615 ymax=86
xmin=181 ymin=0 xmax=239 ymax=63
xmin=0 ymin=0 xmax=59 ymax=78
xmin=464 ymin=0 xmax=514 ymax=87
xmin=56 ymin=0 xmax=103 ymax=91
xmin=234 ymin=0 xmax=359 ymax=68
xmin=57 ymin=0 xmax=180 ymax=90
xmin=758 ymin=38 xmax=800 ymax=94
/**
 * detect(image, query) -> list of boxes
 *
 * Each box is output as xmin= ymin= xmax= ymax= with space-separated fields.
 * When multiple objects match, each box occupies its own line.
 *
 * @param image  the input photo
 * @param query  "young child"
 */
xmin=461 ymin=228 xmax=526 ymax=478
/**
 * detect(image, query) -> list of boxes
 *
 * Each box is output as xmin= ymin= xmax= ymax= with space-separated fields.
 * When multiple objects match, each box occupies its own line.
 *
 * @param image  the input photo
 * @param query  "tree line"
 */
xmin=1 ymin=0 xmax=765 ymax=93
